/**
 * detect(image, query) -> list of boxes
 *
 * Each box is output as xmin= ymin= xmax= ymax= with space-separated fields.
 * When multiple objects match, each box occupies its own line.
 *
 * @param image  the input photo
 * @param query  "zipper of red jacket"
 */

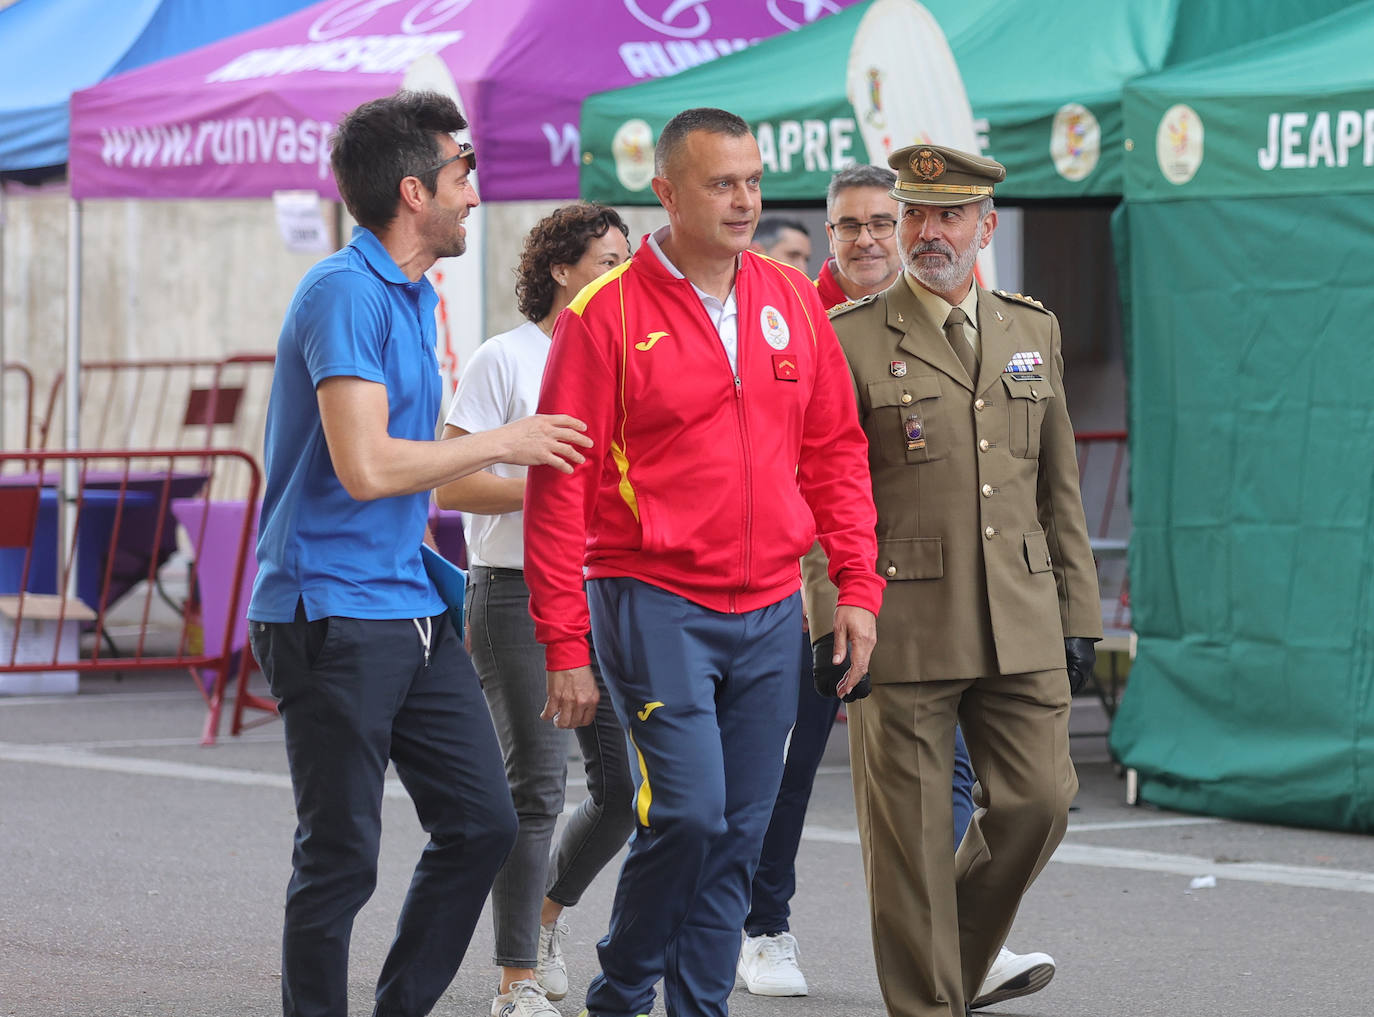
xmin=668 ymin=264 xmax=754 ymax=613
xmin=732 ymin=282 xmax=753 ymax=613
xmin=732 ymin=371 xmax=752 ymax=613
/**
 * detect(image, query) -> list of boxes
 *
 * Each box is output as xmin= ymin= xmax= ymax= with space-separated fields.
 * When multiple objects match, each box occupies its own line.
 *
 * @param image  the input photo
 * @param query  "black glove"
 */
xmin=1064 ymin=637 xmax=1097 ymax=694
xmin=812 ymin=632 xmax=872 ymax=703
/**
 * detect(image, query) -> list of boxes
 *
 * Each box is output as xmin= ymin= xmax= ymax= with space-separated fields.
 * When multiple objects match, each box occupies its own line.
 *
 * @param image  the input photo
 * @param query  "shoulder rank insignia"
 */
xmin=827 ymin=293 xmax=878 ymax=319
xmin=992 ymin=289 xmax=1048 ymax=312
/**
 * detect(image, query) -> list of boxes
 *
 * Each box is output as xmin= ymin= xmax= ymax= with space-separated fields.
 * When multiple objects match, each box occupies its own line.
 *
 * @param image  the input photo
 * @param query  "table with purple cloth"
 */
xmin=170 ymin=502 xmax=465 ymax=683
xmin=0 ymin=471 xmax=208 ymax=610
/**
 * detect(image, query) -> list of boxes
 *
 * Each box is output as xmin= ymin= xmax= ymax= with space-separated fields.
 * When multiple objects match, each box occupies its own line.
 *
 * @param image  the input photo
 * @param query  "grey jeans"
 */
xmin=466 ymin=566 xmax=636 ymax=969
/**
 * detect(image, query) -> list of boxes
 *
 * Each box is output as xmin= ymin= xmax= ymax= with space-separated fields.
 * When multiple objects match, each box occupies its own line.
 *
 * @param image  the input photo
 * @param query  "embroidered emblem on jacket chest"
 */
xmin=760 ymin=305 xmax=790 ymax=350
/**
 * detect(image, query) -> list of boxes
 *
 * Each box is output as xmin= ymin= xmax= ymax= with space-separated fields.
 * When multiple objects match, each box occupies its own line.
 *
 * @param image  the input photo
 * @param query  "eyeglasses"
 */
xmin=827 ymin=218 xmax=896 ymax=242
xmin=416 ymin=142 xmax=476 ymax=179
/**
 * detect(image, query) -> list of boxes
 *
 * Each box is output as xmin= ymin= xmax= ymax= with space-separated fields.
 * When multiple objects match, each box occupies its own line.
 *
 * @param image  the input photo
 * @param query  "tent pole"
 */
xmin=0 ymin=182 xmax=7 ymax=451
xmin=478 ymin=202 xmax=487 ymax=345
xmin=60 ymin=197 xmax=82 ymax=599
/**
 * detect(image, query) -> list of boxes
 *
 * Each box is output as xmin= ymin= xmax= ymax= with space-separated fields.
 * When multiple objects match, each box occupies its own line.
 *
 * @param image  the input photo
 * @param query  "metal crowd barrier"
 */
xmin=0 ymin=448 xmax=262 ymax=745
xmin=1 ymin=362 xmax=35 ymax=451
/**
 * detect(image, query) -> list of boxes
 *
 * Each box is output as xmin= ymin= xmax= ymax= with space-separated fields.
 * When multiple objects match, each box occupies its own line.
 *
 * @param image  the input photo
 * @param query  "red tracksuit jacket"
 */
xmin=524 ymin=241 xmax=883 ymax=671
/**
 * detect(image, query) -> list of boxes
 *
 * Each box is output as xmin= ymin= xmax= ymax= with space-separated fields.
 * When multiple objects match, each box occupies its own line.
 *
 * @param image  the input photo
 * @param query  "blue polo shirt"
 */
xmin=249 ymin=226 xmax=445 ymax=623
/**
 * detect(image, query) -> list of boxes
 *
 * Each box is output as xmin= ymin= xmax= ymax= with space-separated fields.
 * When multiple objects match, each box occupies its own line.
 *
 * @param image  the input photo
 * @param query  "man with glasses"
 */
xmin=739 ymin=160 xmax=1057 ymax=1011
xmin=249 ymin=91 xmax=592 ymax=1017
xmin=814 ymin=164 xmax=904 ymax=308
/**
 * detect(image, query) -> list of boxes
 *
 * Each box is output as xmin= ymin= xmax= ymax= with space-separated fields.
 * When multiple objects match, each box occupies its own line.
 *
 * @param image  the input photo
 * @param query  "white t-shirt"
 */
xmin=444 ymin=319 xmax=550 ymax=569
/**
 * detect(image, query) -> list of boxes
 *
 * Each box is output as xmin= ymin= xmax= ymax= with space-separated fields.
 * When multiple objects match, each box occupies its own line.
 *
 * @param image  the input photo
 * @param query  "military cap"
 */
xmin=886 ymin=144 xmax=1006 ymax=206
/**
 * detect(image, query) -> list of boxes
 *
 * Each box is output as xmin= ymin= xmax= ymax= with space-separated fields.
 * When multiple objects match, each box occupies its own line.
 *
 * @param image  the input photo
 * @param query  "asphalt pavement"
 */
xmin=2 ymin=671 xmax=1370 ymax=1017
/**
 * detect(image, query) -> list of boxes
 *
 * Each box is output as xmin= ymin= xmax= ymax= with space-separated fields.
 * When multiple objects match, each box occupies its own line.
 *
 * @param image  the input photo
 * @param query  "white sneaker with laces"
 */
xmin=737 ymin=931 xmax=808 ymax=996
xmin=535 ymin=917 xmax=570 ymax=1000
xmin=491 ymin=978 xmax=560 ymax=1017
xmin=970 ymin=946 xmax=1056 ymax=1010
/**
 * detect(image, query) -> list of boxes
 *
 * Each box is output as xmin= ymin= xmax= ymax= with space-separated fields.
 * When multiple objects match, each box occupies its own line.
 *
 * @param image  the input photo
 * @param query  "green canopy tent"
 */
xmin=1108 ymin=1 xmax=1374 ymax=832
xmin=578 ymin=0 xmax=1357 ymax=204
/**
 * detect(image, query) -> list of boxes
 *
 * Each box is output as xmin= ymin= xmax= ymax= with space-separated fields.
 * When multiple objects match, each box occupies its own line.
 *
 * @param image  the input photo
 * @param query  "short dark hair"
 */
xmin=826 ymin=164 xmax=897 ymax=217
xmin=754 ymin=216 xmax=810 ymax=247
xmin=330 ymin=90 xmax=468 ymax=232
xmin=515 ymin=203 xmax=630 ymax=322
xmin=654 ymin=107 xmax=750 ymax=177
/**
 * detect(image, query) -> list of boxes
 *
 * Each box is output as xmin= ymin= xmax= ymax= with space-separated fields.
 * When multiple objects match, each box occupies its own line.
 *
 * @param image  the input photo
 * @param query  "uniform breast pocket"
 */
xmin=1001 ymin=374 xmax=1053 ymax=459
xmin=866 ymin=375 xmax=945 ymax=465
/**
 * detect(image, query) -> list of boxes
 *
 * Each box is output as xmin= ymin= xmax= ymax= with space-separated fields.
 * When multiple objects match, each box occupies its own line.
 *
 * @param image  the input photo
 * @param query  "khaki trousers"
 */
xmin=848 ymin=670 xmax=1077 ymax=1017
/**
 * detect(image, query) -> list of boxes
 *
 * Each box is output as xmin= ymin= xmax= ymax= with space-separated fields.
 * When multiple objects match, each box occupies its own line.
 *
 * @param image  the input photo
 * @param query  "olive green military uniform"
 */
xmin=802 ymin=145 xmax=1100 ymax=1017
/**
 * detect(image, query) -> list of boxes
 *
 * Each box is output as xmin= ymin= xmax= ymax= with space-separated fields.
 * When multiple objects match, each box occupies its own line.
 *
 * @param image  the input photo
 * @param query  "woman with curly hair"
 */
xmin=437 ymin=203 xmax=635 ymax=1017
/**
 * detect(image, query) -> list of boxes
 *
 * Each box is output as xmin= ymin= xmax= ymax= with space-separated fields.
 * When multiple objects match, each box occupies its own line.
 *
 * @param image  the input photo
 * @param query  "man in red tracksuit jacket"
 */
xmin=524 ymin=108 xmax=883 ymax=1017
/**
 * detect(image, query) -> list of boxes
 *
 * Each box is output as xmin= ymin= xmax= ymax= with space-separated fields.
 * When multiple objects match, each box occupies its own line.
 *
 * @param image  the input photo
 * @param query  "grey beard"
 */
xmin=903 ymin=230 xmax=980 ymax=294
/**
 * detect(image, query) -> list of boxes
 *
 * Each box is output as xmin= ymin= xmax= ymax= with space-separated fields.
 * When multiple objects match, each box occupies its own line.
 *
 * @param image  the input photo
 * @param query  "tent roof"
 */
xmin=1123 ymin=0 xmax=1374 ymax=200
xmin=0 ymin=0 xmax=317 ymax=174
xmin=67 ymin=0 xmax=864 ymax=201
xmin=578 ymin=0 xmax=1362 ymax=204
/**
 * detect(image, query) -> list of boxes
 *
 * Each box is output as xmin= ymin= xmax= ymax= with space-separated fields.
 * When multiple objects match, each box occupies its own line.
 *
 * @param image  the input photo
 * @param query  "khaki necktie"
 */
xmin=944 ymin=307 xmax=978 ymax=382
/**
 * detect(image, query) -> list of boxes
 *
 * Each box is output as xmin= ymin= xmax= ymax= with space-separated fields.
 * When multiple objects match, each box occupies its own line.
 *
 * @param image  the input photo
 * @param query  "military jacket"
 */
xmin=803 ymin=280 xmax=1102 ymax=682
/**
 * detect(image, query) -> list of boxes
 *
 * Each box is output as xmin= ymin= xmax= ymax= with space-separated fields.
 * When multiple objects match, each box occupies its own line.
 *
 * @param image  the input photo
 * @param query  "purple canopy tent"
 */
xmin=68 ymin=0 xmax=863 ymax=201
xmin=64 ymin=0 xmax=861 ymax=419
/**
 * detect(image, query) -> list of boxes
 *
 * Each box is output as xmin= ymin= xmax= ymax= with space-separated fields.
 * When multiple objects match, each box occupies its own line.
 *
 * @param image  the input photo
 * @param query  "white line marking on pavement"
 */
xmin=50 ymin=734 xmax=284 ymax=750
xmin=801 ymin=824 xmax=1374 ymax=894
xmin=799 ymin=815 xmax=1218 ymax=845
xmin=1064 ymin=816 xmax=1222 ymax=832
xmin=802 ymin=824 xmax=859 ymax=844
xmin=0 ymin=690 xmax=206 ymax=707
xmin=1050 ymin=843 xmax=1374 ymax=894
xmin=6 ymin=742 xmax=1371 ymax=895
xmin=0 ymin=741 xmax=410 ymax=799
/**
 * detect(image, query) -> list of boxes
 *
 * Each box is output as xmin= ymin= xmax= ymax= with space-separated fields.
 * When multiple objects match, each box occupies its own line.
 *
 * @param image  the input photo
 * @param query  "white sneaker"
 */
xmin=491 ymin=978 xmax=560 ymax=1017
xmin=535 ymin=917 xmax=570 ymax=1000
xmin=737 ymin=931 xmax=809 ymax=996
xmin=970 ymin=946 xmax=1056 ymax=1009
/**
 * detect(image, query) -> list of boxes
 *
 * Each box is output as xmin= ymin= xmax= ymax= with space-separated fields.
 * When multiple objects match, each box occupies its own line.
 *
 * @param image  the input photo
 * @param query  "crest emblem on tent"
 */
xmin=911 ymin=148 xmax=946 ymax=181
xmin=865 ymin=68 xmax=886 ymax=128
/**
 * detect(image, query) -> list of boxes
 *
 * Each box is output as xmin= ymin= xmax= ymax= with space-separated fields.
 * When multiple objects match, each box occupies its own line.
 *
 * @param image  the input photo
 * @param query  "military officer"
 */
xmin=804 ymin=144 xmax=1101 ymax=1017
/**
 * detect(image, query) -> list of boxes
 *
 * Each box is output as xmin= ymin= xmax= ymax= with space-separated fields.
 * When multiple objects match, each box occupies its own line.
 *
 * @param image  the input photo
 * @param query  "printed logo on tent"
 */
xmin=310 ymin=0 xmax=474 ymax=41
xmin=613 ymin=120 xmax=656 ymax=191
xmin=863 ymin=68 xmax=887 ymax=129
xmin=623 ymin=0 xmax=839 ymax=41
xmin=768 ymin=0 xmax=844 ymax=31
xmin=212 ymin=0 xmax=468 ymax=82
xmin=1156 ymin=104 xmax=1205 ymax=185
xmin=624 ymin=0 xmax=714 ymax=38
xmin=1050 ymin=103 xmax=1100 ymax=182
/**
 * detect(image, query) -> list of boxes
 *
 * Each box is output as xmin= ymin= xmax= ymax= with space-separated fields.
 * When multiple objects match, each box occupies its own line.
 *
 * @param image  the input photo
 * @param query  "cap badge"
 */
xmin=911 ymin=148 xmax=946 ymax=181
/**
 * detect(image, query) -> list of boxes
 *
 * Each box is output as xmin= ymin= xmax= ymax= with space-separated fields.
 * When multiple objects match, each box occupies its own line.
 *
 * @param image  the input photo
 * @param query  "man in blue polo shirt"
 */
xmin=248 ymin=90 xmax=593 ymax=1017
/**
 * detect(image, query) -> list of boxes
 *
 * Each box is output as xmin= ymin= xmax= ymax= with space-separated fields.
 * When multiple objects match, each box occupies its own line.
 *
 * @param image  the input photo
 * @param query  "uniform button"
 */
xmin=1030 ymin=387 xmax=1039 ymax=398
xmin=1046 ymin=555 xmax=1053 ymax=567
xmin=981 ymin=483 xmax=993 ymax=497
xmin=900 ymin=393 xmax=912 ymax=405
xmin=974 ymin=398 xmax=986 ymax=411
xmin=885 ymin=564 xmax=897 ymax=577
xmin=984 ymin=525 xmax=996 ymax=539
xmin=978 ymin=438 xmax=990 ymax=452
